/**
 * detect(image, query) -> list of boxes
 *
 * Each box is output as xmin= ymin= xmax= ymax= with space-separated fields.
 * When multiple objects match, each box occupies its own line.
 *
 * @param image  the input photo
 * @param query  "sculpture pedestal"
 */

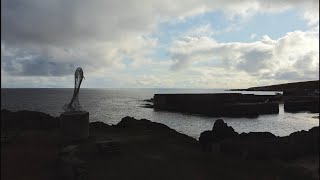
xmin=60 ymin=111 xmax=89 ymax=141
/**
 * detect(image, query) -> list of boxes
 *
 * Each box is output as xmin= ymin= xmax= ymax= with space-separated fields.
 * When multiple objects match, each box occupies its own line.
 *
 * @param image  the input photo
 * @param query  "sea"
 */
xmin=1 ymin=88 xmax=319 ymax=139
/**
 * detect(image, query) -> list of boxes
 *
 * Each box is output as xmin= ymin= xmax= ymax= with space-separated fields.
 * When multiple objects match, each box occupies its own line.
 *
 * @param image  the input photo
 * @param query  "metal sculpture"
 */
xmin=63 ymin=67 xmax=85 ymax=112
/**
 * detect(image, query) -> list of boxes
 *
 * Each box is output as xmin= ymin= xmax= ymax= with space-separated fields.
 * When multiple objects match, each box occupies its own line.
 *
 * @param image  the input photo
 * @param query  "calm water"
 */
xmin=1 ymin=88 xmax=319 ymax=139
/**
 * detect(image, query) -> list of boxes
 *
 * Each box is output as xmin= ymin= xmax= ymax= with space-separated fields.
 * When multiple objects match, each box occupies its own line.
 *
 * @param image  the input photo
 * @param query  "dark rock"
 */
xmin=286 ymin=126 xmax=319 ymax=157
xmin=116 ymin=116 xmax=168 ymax=130
xmin=140 ymin=103 xmax=154 ymax=108
xmin=211 ymin=119 xmax=238 ymax=140
xmin=89 ymin=121 xmax=111 ymax=129
xmin=212 ymin=119 xmax=225 ymax=129
xmin=115 ymin=116 xmax=199 ymax=146
xmin=284 ymin=100 xmax=319 ymax=113
xmin=221 ymin=132 xmax=281 ymax=160
xmin=199 ymin=119 xmax=238 ymax=152
xmin=143 ymin=98 xmax=154 ymax=103
xmin=239 ymin=132 xmax=276 ymax=139
xmin=59 ymin=150 xmax=87 ymax=180
xmin=1 ymin=109 xmax=59 ymax=130
xmin=153 ymin=93 xmax=279 ymax=117
xmin=199 ymin=131 xmax=214 ymax=152
xmin=199 ymin=119 xmax=319 ymax=160
xmin=96 ymin=140 xmax=121 ymax=155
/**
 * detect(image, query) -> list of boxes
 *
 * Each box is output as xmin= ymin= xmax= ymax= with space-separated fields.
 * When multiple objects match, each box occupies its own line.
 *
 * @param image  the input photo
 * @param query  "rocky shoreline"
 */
xmin=199 ymin=119 xmax=319 ymax=160
xmin=1 ymin=109 xmax=319 ymax=180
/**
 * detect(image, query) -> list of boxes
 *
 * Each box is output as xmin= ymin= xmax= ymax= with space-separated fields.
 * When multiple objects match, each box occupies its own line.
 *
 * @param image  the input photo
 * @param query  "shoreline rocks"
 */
xmin=2 ymin=109 xmax=318 ymax=162
xmin=1 ymin=109 xmax=318 ymax=180
xmin=199 ymin=119 xmax=319 ymax=161
xmin=1 ymin=109 xmax=59 ymax=130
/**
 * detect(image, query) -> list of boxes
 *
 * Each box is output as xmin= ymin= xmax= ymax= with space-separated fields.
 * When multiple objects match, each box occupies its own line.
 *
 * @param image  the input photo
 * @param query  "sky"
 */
xmin=1 ymin=0 xmax=319 ymax=88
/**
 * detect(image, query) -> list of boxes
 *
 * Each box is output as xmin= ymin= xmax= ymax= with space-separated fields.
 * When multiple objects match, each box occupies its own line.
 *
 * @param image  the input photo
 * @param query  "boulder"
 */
xmin=211 ymin=119 xmax=238 ymax=140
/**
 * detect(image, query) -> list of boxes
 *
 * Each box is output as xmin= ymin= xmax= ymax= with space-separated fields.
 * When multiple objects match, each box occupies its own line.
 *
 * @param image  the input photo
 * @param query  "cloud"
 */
xmin=250 ymin=33 xmax=257 ymax=39
xmin=169 ymin=29 xmax=319 ymax=81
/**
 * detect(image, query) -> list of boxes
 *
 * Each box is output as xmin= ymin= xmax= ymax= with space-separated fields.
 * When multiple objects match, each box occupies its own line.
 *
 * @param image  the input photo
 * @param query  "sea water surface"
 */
xmin=1 ymin=88 xmax=319 ymax=139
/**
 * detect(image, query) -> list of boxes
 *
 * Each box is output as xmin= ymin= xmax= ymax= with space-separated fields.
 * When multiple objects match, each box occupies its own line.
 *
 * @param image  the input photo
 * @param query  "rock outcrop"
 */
xmin=1 ymin=109 xmax=59 ymax=130
xmin=115 ymin=116 xmax=199 ymax=146
xmin=116 ymin=116 xmax=171 ymax=130
xmin=199 ymin=119 xmax=319 ymax=160
xmin=199 ymin=119 xmax=237 ymax=151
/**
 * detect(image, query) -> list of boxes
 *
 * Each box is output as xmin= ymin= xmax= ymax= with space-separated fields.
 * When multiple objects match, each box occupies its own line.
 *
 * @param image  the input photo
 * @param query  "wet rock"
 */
xmin=143 ymin=98 xmax=154 ymax=103
xmin=141 ymin=103 xmax=154 ymax=108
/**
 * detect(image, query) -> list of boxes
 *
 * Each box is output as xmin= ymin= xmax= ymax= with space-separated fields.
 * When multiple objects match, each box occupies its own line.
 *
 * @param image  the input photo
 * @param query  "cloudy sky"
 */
xmin=1 ymin=0 xmax=319 ymax=88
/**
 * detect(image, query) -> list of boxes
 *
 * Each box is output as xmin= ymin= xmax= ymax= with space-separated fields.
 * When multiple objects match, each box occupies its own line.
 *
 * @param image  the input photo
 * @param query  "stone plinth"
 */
xmin=60 ymin=111 xmax=89 ymax=141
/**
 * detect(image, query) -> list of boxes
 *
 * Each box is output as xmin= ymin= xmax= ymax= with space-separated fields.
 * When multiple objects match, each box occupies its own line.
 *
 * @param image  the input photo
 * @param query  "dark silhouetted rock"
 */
xmin=212 ymin=119 xmax=238 ymax=139
xmin=143 ymin=98 xmax=154 ymax=103
xmin=115 ymin=116 xmax=198 ymax=146
xmin=153 ymin=93 xmax=279 ymax=117
xmin=199 ymin=131 xmax=214 ymax=152
xmin=199 ymin=119 xmax=319 ymax=160
xmin=89 ymin=121 xmax=111 ymax=129
xmin=284 ymin=100 xmax=319 ymax=113
xmin=239 ymin=132 xmax=276 ymax=139
xmin=140 ymin=103 xmax=154 ymax=108
xmin=116 ymin=116 xmax=168 ymax=130
xmin=96 ymin=140 xmax=121 ymax=155
xmin=1 ymin=109 xmax=59 ymax=130
xmin=199 ymin=119 xmax=238 ymax=152
xmin=286 ymin=126 xmax=319 ymax=157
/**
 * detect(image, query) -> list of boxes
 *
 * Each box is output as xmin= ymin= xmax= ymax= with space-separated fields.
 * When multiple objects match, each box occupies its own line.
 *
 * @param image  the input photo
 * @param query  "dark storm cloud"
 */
xmin=1 ymin=0 xmax=154 ymax=46
xmin=2 ymin=56 xmax=76 ymax=76
xmin=1 ymin=0 xmax=158 ymax=77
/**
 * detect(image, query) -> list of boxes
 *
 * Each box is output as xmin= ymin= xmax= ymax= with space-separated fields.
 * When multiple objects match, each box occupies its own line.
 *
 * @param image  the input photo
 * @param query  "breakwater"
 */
xmin=284 ymin=96 xmax=319 ymax=113
xmin=153 ymin=93 xmax=280 ymax=117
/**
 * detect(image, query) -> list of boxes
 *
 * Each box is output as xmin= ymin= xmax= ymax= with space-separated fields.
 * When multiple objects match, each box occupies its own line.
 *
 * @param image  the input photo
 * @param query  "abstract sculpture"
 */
xmin=60 ymin=67 xmax=89 ymax=141
xmin=63 ymin=67 xmax=85 ymax=112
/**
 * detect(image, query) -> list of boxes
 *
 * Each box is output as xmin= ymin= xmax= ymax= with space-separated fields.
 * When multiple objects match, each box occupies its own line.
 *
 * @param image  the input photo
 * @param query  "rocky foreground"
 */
xmin=1 ymin=109 xmax=319 ymax=180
